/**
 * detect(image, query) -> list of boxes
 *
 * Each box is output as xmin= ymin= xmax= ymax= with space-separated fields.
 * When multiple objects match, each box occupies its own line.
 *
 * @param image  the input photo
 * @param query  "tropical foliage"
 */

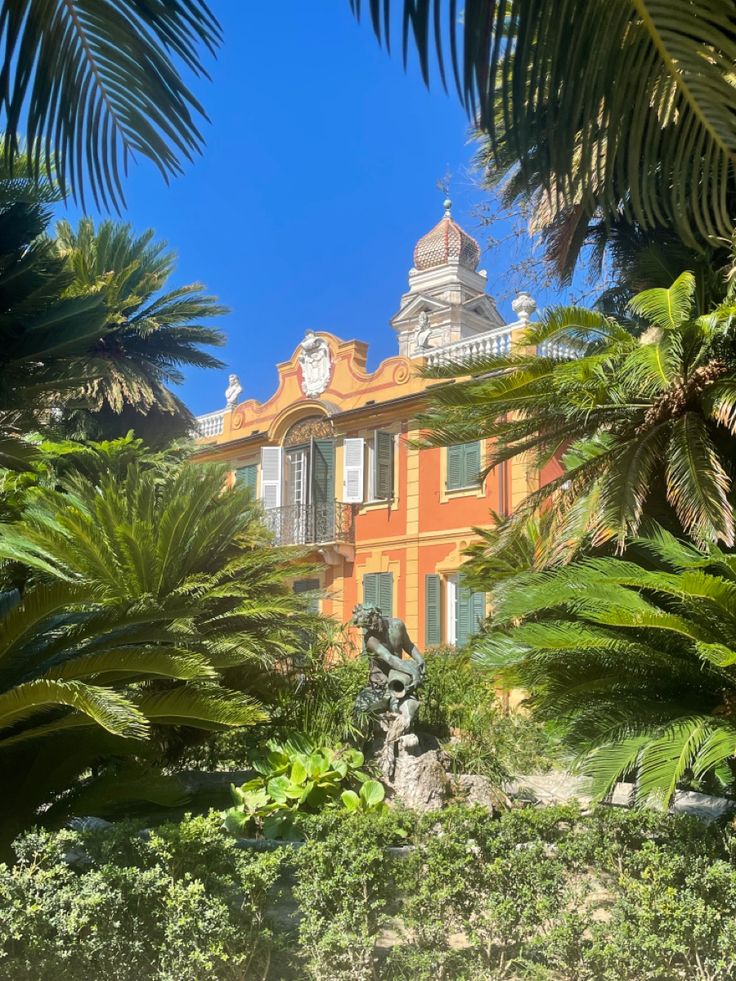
xmin=224 ymin=736 xmax=386 ymax=840
xmin=423 ymin=272 xmax=736 ymax=550
xmin=352 ymin=1 xmax=736 ymax=273
xmin=0 ymin=196 xmax=109 ymax=466
xmin=54 ymin=218 xmax=226 ymax=442
xmin=0 ymin=451 xmax=320 ymax=846
xmin=0 ymin=205 xmax=224 ymax=460
xmin=476 ymin=526 xmax=736 ymax=805
xmin=0 ymin=0 xmax=220 ymax=209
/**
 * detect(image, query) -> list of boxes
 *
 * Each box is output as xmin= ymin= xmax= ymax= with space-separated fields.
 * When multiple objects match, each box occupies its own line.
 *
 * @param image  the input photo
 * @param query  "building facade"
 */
xmin=195 ymin=202 xmax=547 ymax=648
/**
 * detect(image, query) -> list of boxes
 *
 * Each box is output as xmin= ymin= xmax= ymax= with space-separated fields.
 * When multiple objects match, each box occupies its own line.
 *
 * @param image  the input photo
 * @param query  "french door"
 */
xmin=283 ymin=439 xmax=335 ymax=544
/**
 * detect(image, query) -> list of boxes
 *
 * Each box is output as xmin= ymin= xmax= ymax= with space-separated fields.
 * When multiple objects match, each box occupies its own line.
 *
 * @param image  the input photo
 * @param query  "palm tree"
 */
xmin=352 ymin=1 xmax=736 ymax=268
xmin=476 ymin=526 xmax=736 ymax=806
xmin=0 ymin=0 xmax=220 ymax=209
xmin=0 ymin=196 xmax=110 ymax=468
xmin=422 ymin=272 xmax=736 ymax=550
xmin=0 ymin=454 xmax=320 ymax=845
xmin=53 ymin=217 xmax=227 ymax=443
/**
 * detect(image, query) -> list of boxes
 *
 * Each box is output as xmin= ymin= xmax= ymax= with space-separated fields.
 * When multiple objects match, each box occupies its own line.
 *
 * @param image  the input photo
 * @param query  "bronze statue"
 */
xmin=351 ymin=604 xmax=425 ymax=732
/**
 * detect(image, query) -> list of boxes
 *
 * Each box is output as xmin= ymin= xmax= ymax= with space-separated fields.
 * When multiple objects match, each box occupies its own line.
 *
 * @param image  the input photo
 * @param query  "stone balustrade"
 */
xmin=424 ymin=326 xmax=514 ymax=367
xmin=196 ymin=409 xmax=226 ymax=438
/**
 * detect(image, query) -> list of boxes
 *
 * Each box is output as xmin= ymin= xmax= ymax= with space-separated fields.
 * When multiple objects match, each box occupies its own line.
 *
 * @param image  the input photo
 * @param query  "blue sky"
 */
xmin=63 ymin=4 xmax=571 ymax=417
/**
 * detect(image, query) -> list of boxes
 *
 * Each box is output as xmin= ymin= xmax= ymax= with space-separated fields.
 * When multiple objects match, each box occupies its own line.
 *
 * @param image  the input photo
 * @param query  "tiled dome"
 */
xmin=413 ymin=199 xmax=481 ymax=272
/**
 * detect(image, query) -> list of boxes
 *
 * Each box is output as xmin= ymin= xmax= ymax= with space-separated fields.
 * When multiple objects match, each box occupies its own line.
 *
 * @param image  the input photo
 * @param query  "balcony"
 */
xmin=264 ymin=500 xmax=355 ymax=550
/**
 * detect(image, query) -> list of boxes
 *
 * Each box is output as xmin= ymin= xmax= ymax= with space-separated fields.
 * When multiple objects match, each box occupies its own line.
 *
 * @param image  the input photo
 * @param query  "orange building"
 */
xmin=194 ymin=202 xmax=545 ymax=648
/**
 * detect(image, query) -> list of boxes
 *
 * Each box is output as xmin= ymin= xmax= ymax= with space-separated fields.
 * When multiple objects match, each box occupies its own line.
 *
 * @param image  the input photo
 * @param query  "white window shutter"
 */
xmin=260 ymin=446 xmax=282 ymax=510
xmin=343 ymin=438 xmax=365 ymax=503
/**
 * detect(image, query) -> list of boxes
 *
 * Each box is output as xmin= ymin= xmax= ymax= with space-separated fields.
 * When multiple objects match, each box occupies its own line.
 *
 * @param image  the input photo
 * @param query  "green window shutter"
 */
xmin=363 ymin=573 xmax=378 ymax=609
xmin=447 ymin=444 xmax=464 ymax=490
xmin=374 ymin=431 xmax=394 ymax=500
xmin=311 ymin=439 xmax=335 ymax=507
xmin=235 ymin=463 xmax=257 ymax=493
xmin=378 ymin=572 xmax=393 ymax=618
xmin=464 ymin=441 xmax=481 ymax=486
xmin=470 ymin=590 xmax=485 ymax=635
xmin=455 ymin=574 xmax=485 ymax=646
xmin=455 ymin=576 xmax=472 ymax=646
xmin=447 ymin=441 xmax=481 ymax=490
xmin=424 ymin=574 xmax=441 ymax=647
xmin=363 ymin=572 xmax=393 ymax=617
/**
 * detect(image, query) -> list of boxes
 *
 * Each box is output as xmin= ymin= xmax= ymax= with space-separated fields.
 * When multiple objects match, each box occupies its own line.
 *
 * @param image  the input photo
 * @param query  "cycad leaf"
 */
xmin=134 ymin=685 xmax=267 ymax=730
xmin=0 ymin=679 xmax=148 ymax=739
xmin=628 ymin=272 xmax=696 ymax=330
xmin=354 ymin=1 xmax=736 ymax=247
xmin=665 ymin=413 xmax=734 ymax=546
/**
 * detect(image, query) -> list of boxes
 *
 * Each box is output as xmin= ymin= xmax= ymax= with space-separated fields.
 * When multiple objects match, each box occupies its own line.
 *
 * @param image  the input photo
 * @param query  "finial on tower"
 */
xmin=443 ymin=197 xmax=452 ymax=217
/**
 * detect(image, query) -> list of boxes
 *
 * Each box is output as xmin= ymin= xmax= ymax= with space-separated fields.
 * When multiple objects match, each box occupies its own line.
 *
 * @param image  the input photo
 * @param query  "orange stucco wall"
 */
xmin=195 ymin=332 xmax=538 ymax=647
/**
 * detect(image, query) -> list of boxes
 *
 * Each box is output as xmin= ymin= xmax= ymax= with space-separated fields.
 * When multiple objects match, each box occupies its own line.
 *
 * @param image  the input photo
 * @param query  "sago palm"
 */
xmin=54 ymin=217 xmax=227 ymax=442
xmin=460 ymin=509 xmax=585 ymax=593
xmin=422 ymin=272 xmax=736 ymax=549
xmin=352 ymin=0 xmax=736 ymax=258
xmin=0 ymin=456 xmax=320 ymax=844
xmin=0 ymin=0 xmax=220 ymax=209
xmin=476 ymin=527 xmax=736 ymax=806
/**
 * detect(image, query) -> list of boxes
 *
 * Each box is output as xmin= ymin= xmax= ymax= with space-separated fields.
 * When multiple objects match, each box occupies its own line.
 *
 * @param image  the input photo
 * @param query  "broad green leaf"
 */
xmin=360 ymin=779 xmax=386 ymax=808
xmin=341 ymin=790 xmax=361 ymax=812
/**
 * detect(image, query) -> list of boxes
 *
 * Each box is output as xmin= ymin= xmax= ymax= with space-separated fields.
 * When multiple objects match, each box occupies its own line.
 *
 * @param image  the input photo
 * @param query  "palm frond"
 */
xmin=355 ymin=1 xmax=736 ymax=255
xmin=628 ymin=272 xmax=696 ymax=330
xmin=1 ymin=0 xmax=221 ymax=209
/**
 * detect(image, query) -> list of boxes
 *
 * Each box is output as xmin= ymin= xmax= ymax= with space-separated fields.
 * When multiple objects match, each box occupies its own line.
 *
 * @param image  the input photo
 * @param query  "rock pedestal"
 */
xmin=373 ymin=715 xmax=452 ymax=812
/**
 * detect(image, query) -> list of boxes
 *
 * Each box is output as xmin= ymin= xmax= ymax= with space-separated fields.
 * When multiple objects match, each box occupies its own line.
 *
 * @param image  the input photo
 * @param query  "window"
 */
xmin=343 ymin=431 xmax=395 ymax=504
xmin=363 ymin=572 xmax=393 ymax=618
xmin=447 ymin=574 xmax=485 ymax=646
xmin=260 ymin=440 xmax=336 ymax=510
xmin=446 ymin=441 xmax=482 ymax=491
xmin=424 ymin=574 xmax=441 ymax=647
xmin=293 ymin=578 xmax=320 ymax=614
xmin=235 ymin=463 xmax=257 ymax=493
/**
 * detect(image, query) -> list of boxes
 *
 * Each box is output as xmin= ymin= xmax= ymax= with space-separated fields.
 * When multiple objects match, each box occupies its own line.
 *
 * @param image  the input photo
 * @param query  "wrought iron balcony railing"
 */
xmin=264 ymin=501 xmax=355 ymax=548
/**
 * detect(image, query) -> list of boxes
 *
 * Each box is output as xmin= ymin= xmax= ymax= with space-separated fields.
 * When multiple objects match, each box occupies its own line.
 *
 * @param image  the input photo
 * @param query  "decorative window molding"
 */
xmin=284 ymin=415 xmax=333 ymax=448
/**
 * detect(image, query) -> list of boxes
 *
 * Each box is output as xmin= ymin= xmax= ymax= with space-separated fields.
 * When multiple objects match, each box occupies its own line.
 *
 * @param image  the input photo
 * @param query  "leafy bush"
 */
xmin=0 ymin=813 xmax=282 ymax=981
xmin=422 ymin=645 xmax=559 ymax=781
xmin=4 ymin=806 xmax=736 ymax=979
xmin=174 ymin=646 xmax=366 ymax=772
xmin=223 ymin=737 xmax=387 ymax=839
xmin=291 ymin=810 xmax=411 ymax=981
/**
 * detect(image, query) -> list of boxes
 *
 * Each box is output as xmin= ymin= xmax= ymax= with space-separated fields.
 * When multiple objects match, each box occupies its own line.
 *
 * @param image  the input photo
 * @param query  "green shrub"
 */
xmin=383 ymin=805 xmax=736 ymax=980
xmin=0 ymin=813 xmax=282 ymax=981
xmin=5 ymin=798 xmax=736 ymax=979
xmin=291 ymin=810 xmax=411 ymax=981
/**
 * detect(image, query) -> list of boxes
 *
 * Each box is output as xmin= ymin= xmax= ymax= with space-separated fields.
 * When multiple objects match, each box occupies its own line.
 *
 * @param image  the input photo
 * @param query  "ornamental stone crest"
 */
xmin=298 ymin=331 xmax=332 ymax=398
